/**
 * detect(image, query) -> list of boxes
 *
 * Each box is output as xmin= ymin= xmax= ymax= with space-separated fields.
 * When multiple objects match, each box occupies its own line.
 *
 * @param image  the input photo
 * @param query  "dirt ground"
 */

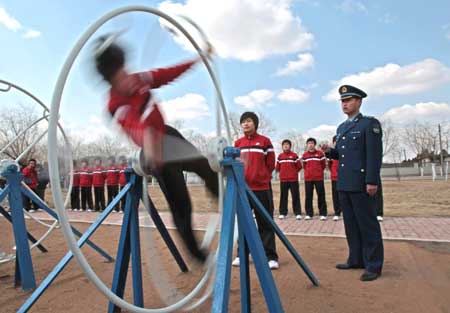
xmin=1 ymin=220 xmax=450 ymax=313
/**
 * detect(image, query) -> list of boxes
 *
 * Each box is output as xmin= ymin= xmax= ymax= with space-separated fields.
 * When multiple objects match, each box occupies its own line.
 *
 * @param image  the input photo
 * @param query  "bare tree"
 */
xmin=402 ymin=121 xmax=439 ymax=160
xmin=0 ymin=103 xmax=43 ymax=163
xmin=380 ymin=119 xmax=400 ymax=160
xmin=280 ymin=130 xmax=305 ymax=154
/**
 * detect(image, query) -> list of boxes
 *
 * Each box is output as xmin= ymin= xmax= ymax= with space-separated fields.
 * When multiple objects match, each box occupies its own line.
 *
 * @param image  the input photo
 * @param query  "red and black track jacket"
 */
xmin=79 ymin=167 xmax=93 ymax=187
xmin=92 ymin=166 xmax=106 ymax=187
xmin=107 ymin=60 xmax=197 ymax=148
xmin=106 ymin=166 xmax=120 ymax=186
xmin=73 ymin=168 xmax=80 ymax=187
xmin=234 ymin=132 xmax=275 ymax=190
xmin=329 ymin=159 xmax=339 ymax=181
xmin=302 ymin=150 xmax=326 ymax=181
xmin=276 ymin=151 xmax=301 ymax=182
xmin=119 ymin=165 xmax=128 ymax=187
xmin=22 ymin=166 xmax=38 ymax=189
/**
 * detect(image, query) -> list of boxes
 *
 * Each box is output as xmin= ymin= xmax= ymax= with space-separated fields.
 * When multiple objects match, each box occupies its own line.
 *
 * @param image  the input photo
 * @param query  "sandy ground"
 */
xmin=1 ymin=220 xmax=450 ymax=313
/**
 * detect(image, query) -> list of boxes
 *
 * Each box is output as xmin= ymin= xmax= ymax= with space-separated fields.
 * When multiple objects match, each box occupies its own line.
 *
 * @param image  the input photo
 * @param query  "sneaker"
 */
xmin=119 ymin=211 xmax=124 ymax=214
xmin=268 ymin=260 xmax=279 ymax=270
xmin=320 ymin=216 xmax=327 ymax=221
xmin=295 ymin=215 xmax=302 ymax=220
xmin=333 ymin=215 xmax=340 ymax=221
xmin=377 ymin=216 xmax=384 ymax=222
xmin=304 ymin=215 xmax=312 ymax=220
xmin=87 ymin=209 xmax=93 ymax=212
xmin=278 ymin=215 xmax=285 ymax=220
xmin=29 ymin=209 xmax=35 ymax=213
xmin=232 ymin=257 xmax=240 ymax=267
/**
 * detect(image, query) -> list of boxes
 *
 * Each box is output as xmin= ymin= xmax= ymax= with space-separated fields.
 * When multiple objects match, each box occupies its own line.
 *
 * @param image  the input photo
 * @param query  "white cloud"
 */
xmin=277 ymin=88 xmax=310 ymax=103
xmin=0 ymin=7 xmax=21 ymax=31
xmin=324 ymin=58 xmax=450 ymax=101
xmin=160 ymin=93 xmax=211 ymax=121
xmin=337 ymin=0 xmax=368 ymax=14
xmin=23 ymin=29 xmax=41 ymax=39
xmin=381 ymin=102 xmax=450 ymax=124
xmin=276 ymin=53 xmax=314 ymax=76
xmin=379 ymin=13 xmax=395 ymax=24
xmin=158 ymin=0 xmax=314 ymax=61
xmin=0 ymin=6 xmax=41 ymax=38
xmin=304 ymin=124 xmax=337 ymax=142
xmin=234 ymin=89 xmax=274 ymax=108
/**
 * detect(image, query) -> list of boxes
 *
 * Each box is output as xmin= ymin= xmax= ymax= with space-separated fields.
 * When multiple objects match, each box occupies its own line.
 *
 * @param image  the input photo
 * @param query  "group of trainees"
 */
xmin=70 ymin=156 xmax=129 ymax=213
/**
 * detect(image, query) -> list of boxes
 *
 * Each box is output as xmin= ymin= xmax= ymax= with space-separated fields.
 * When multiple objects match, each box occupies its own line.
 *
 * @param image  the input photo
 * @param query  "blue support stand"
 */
xmin=212 ymin=147 xmax=319 ymax=313
xmin=18 ymin=168 xmax=187 ymax=313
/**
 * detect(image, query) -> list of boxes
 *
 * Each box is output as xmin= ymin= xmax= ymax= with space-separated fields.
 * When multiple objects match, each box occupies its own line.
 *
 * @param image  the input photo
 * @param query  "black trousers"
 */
xmin=145 ymin=126 xmax=219 ymax=262
xmin=22 ymin=187 xmax=38 ymax=211
xmin=279 ymin=181 xmax=301 ymax=215
xmin=107 ymin=185 xmax=119 ymax=211
xmin=373 ymin=183 xmax=383 ymax=216
xmin=94 ymin=186 xmax=106 ymax=211
xmin=339 ymin=191 xmax=384 ymax=273
xmin=331 ymin=181 xmax=341 ymax=216
xmin=119 ymin=185 xmax=126 ymax=211
xmin=304 ymin=180 xmax=327 ymax=217
xmin=71 ymin=186 xmax=80 ymax=210
xmin=81 ymin=186 xmax=93 ymax=211
xmin=36 ymin=187 xmax=46 ymax=203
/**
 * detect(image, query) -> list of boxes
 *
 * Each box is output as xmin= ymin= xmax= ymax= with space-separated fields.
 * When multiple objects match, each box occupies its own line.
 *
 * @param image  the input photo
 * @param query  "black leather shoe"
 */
xmin=360 ymin=271 xmax=381 ymax=281
xmin=336 ymin=263 xmax=364 ymax=270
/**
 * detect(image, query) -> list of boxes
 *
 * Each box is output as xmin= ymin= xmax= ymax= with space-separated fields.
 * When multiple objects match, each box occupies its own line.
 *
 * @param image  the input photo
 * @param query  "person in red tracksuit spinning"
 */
xmin=22 ymin=159 xmax=38 ymax=212
xmin=106 ymin=156 xmax=120 ymax=212
xmin=329 ymin=136 xmax=341 ymax=221
xmin=232 ymin=112 xmax=279 ymax=270
xmin=276 ymin=139 xmax=302 ymax=220
xmin=93 ymin=36 xmax=218 ymax=263
xmin=79 ymin=159 xmax=93 ymax=212
xmin=92 ymin=157 xmax=106 ymax=212
xmin=302 ymin=137 xmax=328 ymax=220
xmin=70 ymin=160 xmax=81 ymax=211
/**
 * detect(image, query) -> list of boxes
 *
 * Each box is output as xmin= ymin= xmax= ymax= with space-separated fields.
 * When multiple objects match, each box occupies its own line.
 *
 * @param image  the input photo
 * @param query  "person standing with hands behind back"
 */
xmin=322 ymin=85 xmax=384 ymax=282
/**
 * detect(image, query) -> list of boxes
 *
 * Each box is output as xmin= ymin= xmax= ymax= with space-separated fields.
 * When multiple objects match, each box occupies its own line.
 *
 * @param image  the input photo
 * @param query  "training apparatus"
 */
xmin=39 ymin=5 xmax=318 ymax=312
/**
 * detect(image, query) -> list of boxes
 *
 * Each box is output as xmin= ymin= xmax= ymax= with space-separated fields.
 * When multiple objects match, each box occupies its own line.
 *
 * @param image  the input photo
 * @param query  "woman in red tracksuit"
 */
xmin=302 ymin=137 xmax=328 ymax=220
xmin=70 ymin=160 xmax=81 ymax=211
xmin=79 ymin=160 xmax=93 ymax=212
xmin=232 ymin=112 xmax=279 ymax=270
xmin=106 ymin=156 xmax=120 ymax=212
xmin=92 ymin=157 xmax=106 ymax=212
xmin=276 ymin=139 xmax=302 ymax=219
xmin=329 ymin=135 xmax=341 ymax=221
xmin=22 ymin=159 xmax=38 ymax=212
xmin=94 ymin=36 xmax=218 ymax=262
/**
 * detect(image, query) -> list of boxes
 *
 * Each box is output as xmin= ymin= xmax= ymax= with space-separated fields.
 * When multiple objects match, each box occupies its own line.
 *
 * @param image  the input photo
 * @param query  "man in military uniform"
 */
xmin=322 ymin=85 xmax=384 ymax=281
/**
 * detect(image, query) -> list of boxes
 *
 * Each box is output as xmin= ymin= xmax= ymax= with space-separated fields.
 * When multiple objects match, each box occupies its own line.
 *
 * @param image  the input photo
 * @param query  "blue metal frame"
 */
xmin=211 ymin=147 xmax=319 ymax=313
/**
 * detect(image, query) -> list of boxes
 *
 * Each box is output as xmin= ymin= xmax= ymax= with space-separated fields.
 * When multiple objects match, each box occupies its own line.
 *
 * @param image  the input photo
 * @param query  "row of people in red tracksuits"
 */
xmin=71 ymin=157 xmax=129 ymax=213
xmin=275 ymin=137 xmax=341 ymax=221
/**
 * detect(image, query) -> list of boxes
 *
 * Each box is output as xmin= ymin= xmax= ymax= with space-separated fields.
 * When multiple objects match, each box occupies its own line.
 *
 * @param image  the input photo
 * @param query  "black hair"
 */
xmin=306 ymin=137 xmax=317 ymax=145
xmin=94 ymin=157 xmax=102 ymax=162
xmin=282 ymin=139 xmax=292 ymax=147
xmin=332 ymin=135 xmax=337 ymax=143
xmin=29 ymin=158 xmax=36 ymax=163
xmin=95 ymin=36 xmax=125 ymax=83
xmin=239 ymin=111 xmax=259 ymax=130
xmin=108 ymin=156 xmax=116 ymax=162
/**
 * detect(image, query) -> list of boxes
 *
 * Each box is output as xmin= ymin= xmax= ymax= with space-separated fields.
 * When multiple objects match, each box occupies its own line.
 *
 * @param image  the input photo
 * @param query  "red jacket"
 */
xmin=119 ymin=165 xmax=128 ymax=187
xmin=92 ymin=166 xmax=106 ymax=187
xmin=234 ymin=132 xmax=275 ymax=190
xmin=276 ymin=151 xmax=301 ymax=182
xmin=106 ymin=166 xmax=120 ymax=186
xmin=73 ymin=168 xmax=80 ymax=187
xmin=302 ymin=150 xmax=326 ymax=181
xmin=79 ymin=167 xmax=92 ymax=187
xmin=107 ymin=60 xmax=196 ymax=148
xmin=329 ymin=159 xmax=339 ymax=181
xmin=22 ymin=166 xmax=38 ymax=189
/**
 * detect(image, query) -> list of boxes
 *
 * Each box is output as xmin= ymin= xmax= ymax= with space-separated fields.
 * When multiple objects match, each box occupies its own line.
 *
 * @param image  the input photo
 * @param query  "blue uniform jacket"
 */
xmin=327 ymin=113 xmax=383 ymax=192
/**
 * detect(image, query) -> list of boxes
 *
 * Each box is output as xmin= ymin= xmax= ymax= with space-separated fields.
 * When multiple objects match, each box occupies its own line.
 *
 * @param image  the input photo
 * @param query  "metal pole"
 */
xmin=439 ymin=124 xmax=444 ymax=177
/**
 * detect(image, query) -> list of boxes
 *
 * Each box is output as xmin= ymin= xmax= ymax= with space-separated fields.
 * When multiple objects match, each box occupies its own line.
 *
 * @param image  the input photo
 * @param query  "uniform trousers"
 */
xmin=304 ymin=180 xmax=327 ymax=217
xmin=107 ymin=185 xmax=119 ymax=211
xmin=81 ymin=186 xmax=93 ymax=211
xmin=279 ymin=181 xmax=301 ymax=216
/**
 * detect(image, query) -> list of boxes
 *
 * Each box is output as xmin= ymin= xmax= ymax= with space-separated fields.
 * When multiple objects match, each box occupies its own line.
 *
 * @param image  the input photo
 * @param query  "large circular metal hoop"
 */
xmin=48 ymin=6 xmax=231 ymax=313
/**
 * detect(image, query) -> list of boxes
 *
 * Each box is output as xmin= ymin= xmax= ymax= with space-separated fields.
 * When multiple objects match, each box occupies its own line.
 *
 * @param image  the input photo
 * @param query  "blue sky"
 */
xmin=1 ymin=0 xmax=450 ymax=146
